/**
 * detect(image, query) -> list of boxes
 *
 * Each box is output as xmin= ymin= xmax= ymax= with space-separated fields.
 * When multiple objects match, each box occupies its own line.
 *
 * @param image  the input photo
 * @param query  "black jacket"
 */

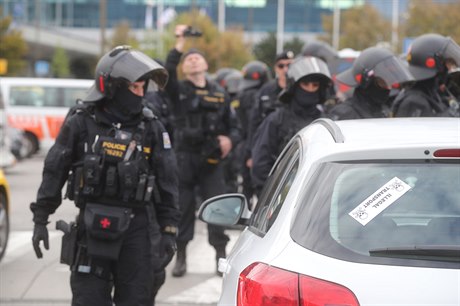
xmin=328 ymin=89 xmax=389 ymax=120
xmin=164 ymin=49 xmax=241 ymax=155
xmin=392 ymin=80 xmax=458 ymax=117
xmin=251 ymin=101 xmax=321 ymax=192
xmin=31 ymin=104 xmax=180 ymax=229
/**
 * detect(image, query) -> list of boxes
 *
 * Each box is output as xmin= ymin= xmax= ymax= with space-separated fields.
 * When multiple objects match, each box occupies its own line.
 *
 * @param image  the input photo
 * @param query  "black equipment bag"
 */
xmin=83 ymin=202 xmax=132 ymax=260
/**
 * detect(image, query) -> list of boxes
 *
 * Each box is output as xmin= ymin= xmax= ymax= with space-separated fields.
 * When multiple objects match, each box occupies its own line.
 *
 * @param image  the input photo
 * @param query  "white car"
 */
xmin=199 ymin=118 xmax=460 ymax=306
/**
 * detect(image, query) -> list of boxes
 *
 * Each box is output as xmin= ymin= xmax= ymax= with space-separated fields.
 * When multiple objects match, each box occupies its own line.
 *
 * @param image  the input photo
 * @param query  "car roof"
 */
xmin=300 ymin=118 xmax=460 ymax=147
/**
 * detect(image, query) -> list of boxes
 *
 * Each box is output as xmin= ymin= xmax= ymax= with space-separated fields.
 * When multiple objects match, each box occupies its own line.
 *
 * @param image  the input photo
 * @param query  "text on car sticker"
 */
xmin=349 ymin=177 xmax=411 ymax=226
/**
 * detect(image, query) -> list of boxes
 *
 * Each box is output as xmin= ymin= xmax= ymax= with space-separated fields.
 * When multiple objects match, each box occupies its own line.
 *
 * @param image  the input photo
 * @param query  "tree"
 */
xmin=110 ymin=20 xmax=139 ymax=49
xmin=284 ymin=36 xmax=305 ymax=57
xmin=320 ymin=4 xmax=391 ymax=51
xmin=403 ymin=0 xmax=460 ymax=44
xmin=252 ymin=32 xmax=305 ymax=71
xmin=0 ymin=14 xmax=28 ymax=76
xmin=162 ymin=9 xmax=253 ymax=73
xmin=51 ymin=46 xmax=70 ymax=78
xmin=252 ymin=32 xmax=277 ymax=69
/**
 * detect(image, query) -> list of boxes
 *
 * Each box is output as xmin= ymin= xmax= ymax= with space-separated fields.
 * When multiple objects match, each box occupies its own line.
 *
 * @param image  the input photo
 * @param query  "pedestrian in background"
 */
xmin=164 ymin=24 xmax=241 ymax=277
xmin=31 ymin=45 xmax=180 ymax=306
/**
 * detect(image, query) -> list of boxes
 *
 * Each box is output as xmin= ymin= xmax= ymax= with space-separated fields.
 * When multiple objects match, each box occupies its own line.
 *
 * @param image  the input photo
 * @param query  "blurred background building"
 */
xmin=0 ymin=0 xmax=458 ymax=77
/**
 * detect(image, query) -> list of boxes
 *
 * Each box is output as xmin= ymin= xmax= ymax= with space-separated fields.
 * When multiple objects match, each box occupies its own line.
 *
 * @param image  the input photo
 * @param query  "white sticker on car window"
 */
xmin=349 ymin=177 xmax=411 ymax=226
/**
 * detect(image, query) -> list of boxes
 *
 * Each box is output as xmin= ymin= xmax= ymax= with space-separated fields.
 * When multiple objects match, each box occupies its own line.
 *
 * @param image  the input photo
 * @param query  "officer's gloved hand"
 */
xmin=32 ymin=223 xmax=49 ymax=258
xmin=159 ymin=233 xmax=177 ymax=268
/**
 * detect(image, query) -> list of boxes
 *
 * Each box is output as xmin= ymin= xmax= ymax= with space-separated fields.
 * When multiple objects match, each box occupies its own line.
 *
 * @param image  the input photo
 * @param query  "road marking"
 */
xmin=163 ymin=276 xmax=223 ymax=304
xmin=2 ymin=230 xmax=59 ymax=265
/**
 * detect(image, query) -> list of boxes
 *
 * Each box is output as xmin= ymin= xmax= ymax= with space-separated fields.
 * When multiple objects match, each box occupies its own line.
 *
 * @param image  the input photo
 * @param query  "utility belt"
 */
xmin=56 ymin=202 xmax=135 ymax=278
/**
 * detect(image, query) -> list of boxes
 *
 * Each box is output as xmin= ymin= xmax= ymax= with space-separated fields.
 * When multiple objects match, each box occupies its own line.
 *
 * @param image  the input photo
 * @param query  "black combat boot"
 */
xmin=172 ymin=242 xmax=187 ymax=277
xmin=215 ymin=245 xmax=226 ymax=277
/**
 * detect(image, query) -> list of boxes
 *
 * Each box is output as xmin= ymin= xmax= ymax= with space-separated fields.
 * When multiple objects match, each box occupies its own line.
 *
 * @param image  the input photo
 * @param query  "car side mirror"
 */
xmin=198 ymin=193 xmax=252 ymax=226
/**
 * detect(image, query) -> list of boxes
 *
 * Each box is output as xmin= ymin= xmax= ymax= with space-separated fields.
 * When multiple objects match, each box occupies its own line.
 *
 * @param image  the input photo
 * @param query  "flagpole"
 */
xmin=391 ymin=0 xmax=399 ymax=52
xmin=157 ymin=0 xmax=164 ymax=56
xmin=218 ymin=0 xmax=225 ymax=32
xmin=332 ymin=0 xmax=340 ymax=50
xmin=276 ymin=0 xmax=285 ymax=54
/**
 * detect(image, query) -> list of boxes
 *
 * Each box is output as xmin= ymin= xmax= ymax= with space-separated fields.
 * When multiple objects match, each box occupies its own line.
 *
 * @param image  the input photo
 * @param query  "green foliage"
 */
xmin=51 ymin=47 xmax=70 ymax=78
xmin=162 ymin=9 xmax=253 ymax=74
xmin=110 ymin=20 xmax=139 ymax=49
xmin=252 ymin=32 xmax=277 ymax=68
xmin=0 ymin=15 xmax=28 ymax=76
xmin=404 ymin=0 xmax=460 ymax=44
xmin=283 ymin=36 xmax=305 ymax=57
xmin=252 ymin=32 xmax=305 ymax=69
xmin=320 ymin=4 xmax=391 ymax=50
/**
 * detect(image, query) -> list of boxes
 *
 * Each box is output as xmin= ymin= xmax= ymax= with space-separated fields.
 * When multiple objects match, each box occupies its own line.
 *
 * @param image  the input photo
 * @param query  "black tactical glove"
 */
xmin=32 ymin=224 xmax=49 ymax=258
xmin=159 ymin=233 xmax=176 ymax=268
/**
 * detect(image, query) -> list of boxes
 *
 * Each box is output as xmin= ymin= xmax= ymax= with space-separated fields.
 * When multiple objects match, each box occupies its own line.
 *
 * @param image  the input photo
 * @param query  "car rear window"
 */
xmin=291 ymin=160 xmax=460 ymax=269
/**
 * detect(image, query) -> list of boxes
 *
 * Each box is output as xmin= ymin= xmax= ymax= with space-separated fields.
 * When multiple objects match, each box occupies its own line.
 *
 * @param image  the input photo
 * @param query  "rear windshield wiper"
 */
xmin=369 ymin=245 xmax=460 ymax=262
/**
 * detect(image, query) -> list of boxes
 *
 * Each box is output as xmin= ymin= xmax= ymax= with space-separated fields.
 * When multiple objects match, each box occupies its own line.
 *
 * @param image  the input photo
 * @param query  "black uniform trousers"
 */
xmin=70 ymin=209 xmax=160 ymax=306
xmin=176 ymin=151 xmax=230 ymax=248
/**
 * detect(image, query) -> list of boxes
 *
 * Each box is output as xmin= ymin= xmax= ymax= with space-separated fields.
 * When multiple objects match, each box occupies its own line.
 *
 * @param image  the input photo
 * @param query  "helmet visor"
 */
xmin=372 ymin=56 xmax=414 ymax=89
xmin=442 ymin=38 xmax=460 ymax=69
xmin=289 ymin=57 xmax=331 ymax=83
xmin=110 ymin=50 xmax=168 ymax=89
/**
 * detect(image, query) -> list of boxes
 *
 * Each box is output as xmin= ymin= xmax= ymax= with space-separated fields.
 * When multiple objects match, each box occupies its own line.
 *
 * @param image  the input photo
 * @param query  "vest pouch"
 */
xmin=82 ymin=155 xmax=103 ymax=197
xmin=117 ymin=160 xmax=140 ymax=202
xmin=83 ymin=202 xmax=132 ymax=260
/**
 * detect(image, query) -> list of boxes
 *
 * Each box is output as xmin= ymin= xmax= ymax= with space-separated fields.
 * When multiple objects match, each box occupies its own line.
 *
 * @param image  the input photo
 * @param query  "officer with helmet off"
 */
xmin=164 ymin=24 xmax=241 ymax=277
xmin=30 ymin=45 xmax=180 ymax=306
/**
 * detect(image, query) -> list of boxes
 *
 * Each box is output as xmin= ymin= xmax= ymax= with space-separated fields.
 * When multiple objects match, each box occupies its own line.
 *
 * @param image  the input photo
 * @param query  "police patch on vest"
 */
xmin=95 ymin=136 xmax=130 ymax=162
xmin=162 ymin=132 xmax=171 ymax=149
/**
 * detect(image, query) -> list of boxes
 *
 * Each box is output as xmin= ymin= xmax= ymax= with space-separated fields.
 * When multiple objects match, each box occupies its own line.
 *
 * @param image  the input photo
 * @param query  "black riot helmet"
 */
xmin=279 ymin=56 xmax=332 ymax=103
xmin=214 ymin=68 xmax=234 ymax=87
xmin=238 ymin=60 xmax=271 ymax=91
xmin=407 ymin=33 xmax=460 ymax=81
xmin=214 ymin=67 xmax=243 ymax=95
xmin=301 ymin=40 xmax=338 ymax=64
xmin=223 ymin=69 xmax=243 ymax=96
xmin=84 ymin=45 xmax=168 ymax=102
xmin=336 ymin=47 xmax=414 ymax=89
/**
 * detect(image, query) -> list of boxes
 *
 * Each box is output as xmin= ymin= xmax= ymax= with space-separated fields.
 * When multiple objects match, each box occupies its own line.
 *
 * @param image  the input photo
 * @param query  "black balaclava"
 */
xmin=106 ymin=85 xmax=144 ymax=122
xmin=361 ymin=80 xmax=391 ymax=106
xmin=290 ymin=85 xmax=321 ymax=117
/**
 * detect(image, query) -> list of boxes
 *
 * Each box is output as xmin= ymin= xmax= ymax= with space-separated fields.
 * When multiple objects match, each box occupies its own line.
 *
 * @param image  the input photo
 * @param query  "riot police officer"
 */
xmin=214 ymin=67 xmax=242 ymax=101
xmin=30 ymin=46 xmax=180 ymax=306
xmin=236 ymin=60 xmax=271 ymax=205
xmin=392 ymin=33 xmax=460 ymax=117
xmin=251 ymin=56 xmax=332 ymax=194
xmin=247 ymin=50 xmax=295 ymax=148
xmin=329 ymin=47 xmax=414 ymax=120
xmin=164 ymin=25 xmax=241 ymax=277
xmin=214 ymin=68 xmax=243 ymax=193
xmin=302 ymin=40 xmax=340 ymax=111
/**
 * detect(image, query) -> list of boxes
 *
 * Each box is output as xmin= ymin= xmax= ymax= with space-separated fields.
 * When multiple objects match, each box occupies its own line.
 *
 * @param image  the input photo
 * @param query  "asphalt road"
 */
xmin=1 ymin=153 xmax=240 ymax=305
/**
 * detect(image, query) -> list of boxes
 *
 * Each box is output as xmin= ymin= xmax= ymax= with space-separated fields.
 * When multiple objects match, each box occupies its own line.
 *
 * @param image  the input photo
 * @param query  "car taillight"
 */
xmin=433 ymin=149 xmax=460 ymax=158
xmin=299 ymin=275 xmax=359 ymax=306
xmin=237 ymin=262 xmax=359 ymax=306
